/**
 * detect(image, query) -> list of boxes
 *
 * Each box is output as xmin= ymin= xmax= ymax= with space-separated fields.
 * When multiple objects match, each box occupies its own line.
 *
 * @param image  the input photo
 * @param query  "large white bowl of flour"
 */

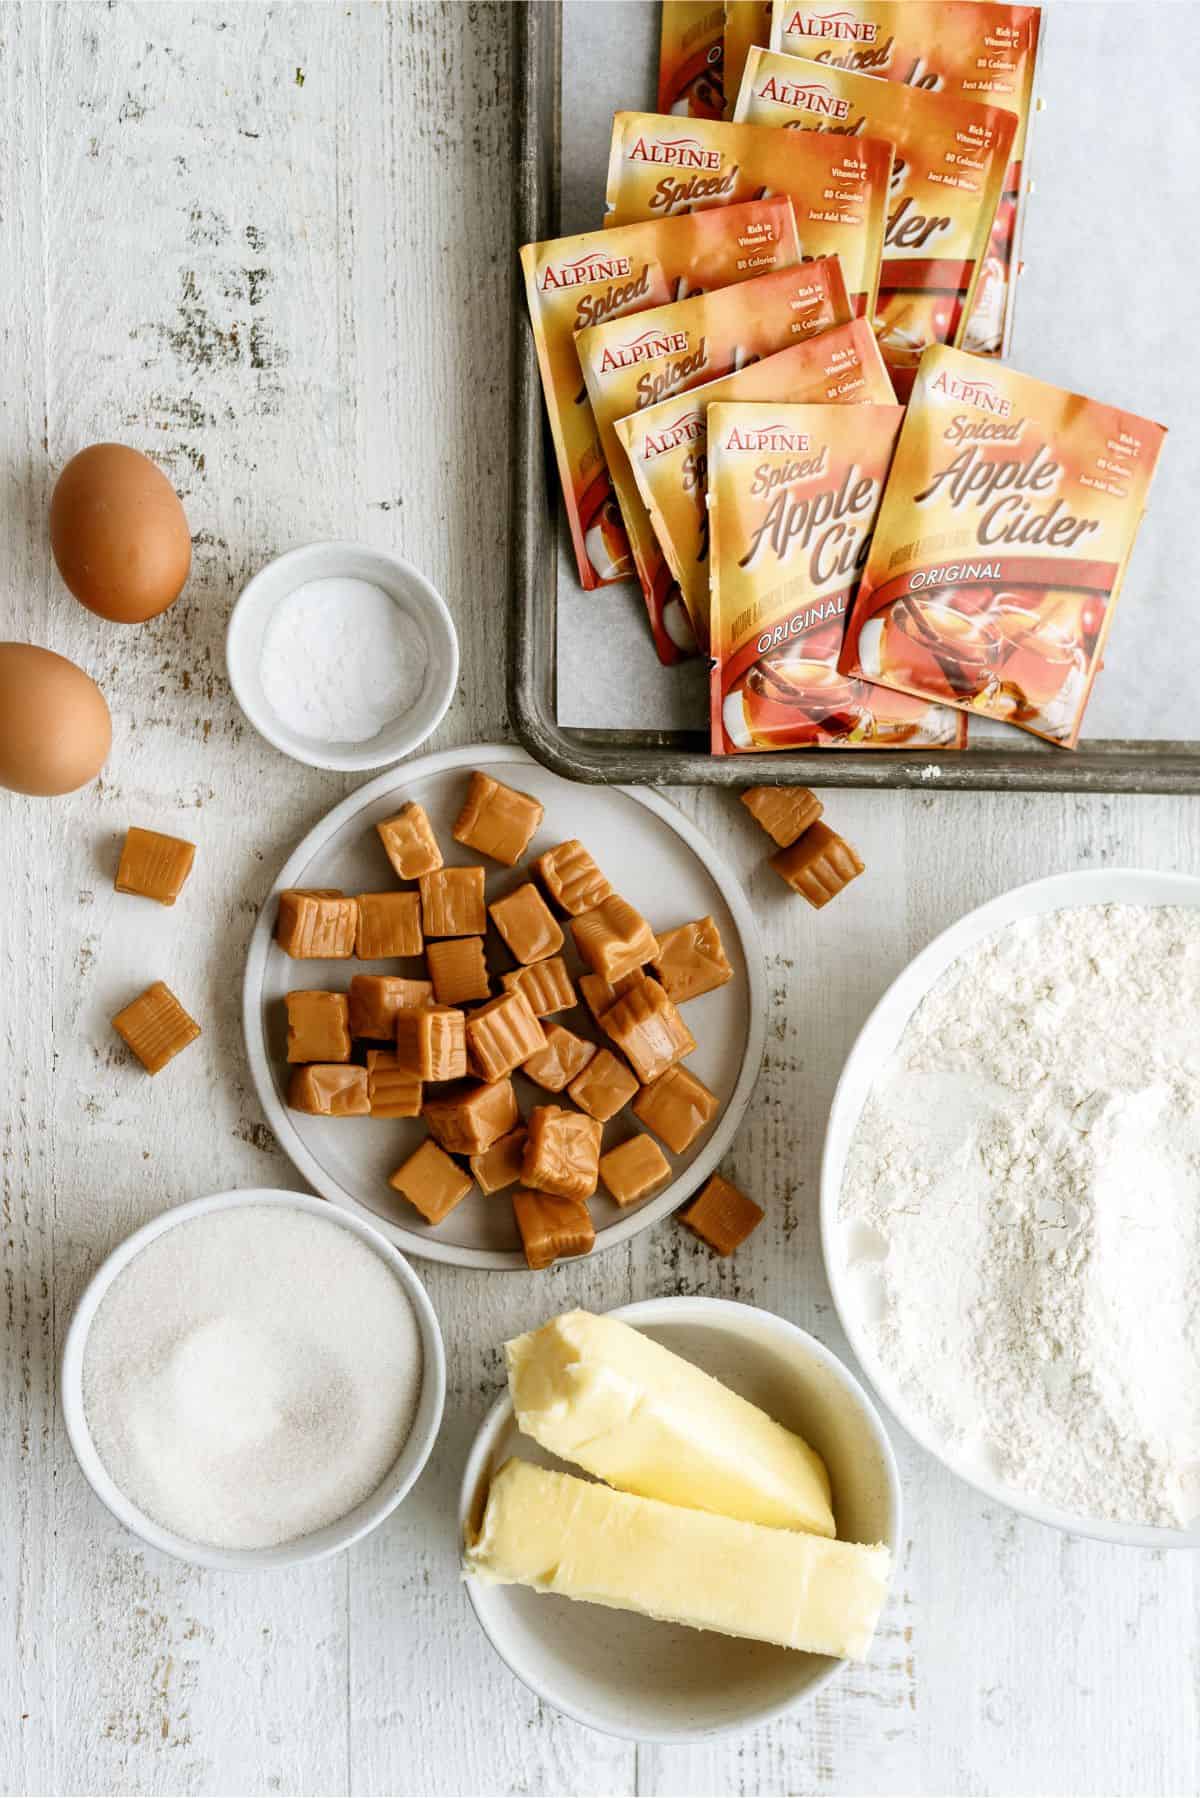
xmin=822 ymin=869 xmax=1200 ymax=1548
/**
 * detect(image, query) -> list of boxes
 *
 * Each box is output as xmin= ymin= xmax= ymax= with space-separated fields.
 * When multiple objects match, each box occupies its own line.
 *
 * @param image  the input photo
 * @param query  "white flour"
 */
xmin=840 ymin=903 xmax=1200 ymax=1528
xmin=260 ymin=575 xmax=427 ymax=742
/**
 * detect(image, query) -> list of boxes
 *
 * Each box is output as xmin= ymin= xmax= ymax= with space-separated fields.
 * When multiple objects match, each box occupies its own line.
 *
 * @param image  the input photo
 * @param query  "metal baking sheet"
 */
xmin=508 ymin=0 xmax=1200 ymax=790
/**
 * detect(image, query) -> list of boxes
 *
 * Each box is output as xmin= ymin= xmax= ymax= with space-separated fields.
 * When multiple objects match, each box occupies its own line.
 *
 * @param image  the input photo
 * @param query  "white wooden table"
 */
xmin=1 ymin=6 xmax=1196 ymax=1794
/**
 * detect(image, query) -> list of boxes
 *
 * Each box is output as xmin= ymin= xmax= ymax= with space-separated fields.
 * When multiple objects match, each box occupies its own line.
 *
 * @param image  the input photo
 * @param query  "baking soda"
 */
xmin=260 ymin=575 xmax=427 ymax=743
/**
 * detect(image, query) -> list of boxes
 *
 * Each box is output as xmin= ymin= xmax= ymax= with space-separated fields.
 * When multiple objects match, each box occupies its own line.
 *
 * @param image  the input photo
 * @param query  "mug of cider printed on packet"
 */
xmin=520 ymin=197 xmax=801 ymax=598
xmin=659 ymin=0 xmax=727 ymax=118
xmin=723 ymin=1 xmax=774 ymax=121
xmin=734 ymin=48 xmax=1016 ymax=400
xmin=769 ymin=1 xmax=1042 ymax=358
xmin=614 ymin=317 xmax=894 ymax=650
xmin=839 ymin=347 xmax=1168 ymax=750
xmin=575 ymin=258 xmax=853 ymax=664
xmin=709 ymin=401 xmax=965 ymax=752
xmin=604 ymin=111 xmax=892 ymax=324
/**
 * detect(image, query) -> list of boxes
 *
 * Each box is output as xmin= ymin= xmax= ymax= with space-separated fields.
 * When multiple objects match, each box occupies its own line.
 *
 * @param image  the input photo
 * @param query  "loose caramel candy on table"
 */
xmin=419 ymin=866 xmax=487 ymax=938
xmin=470 ymin=1125 xmax=528 ymax=1194
xmin=600 ymin=1134 xmax=672 ymax=1207
xmin=376 ymin=802 xmax=443 ymax=879
xmin=285 ymin=990 xmax=351 ymax=1063
xmin=601 ymin=978 xmax=696 ymax=1085
xmin=452 ymin=771 xmax=544 ymax=866
xmin=533 ymin=839 xmax=612 ymax=915
xmin=395 ymin=1005 xmax=467 ymax=1080
xmin=115 ymin=826 xmax=196 ymax=905
xmin=633 ymin=1063 xmax=719 ymax=1154
xmin=652 ymin=915 xmax=732 ymax=1004
xmin=522 ymin=1024 xmax=596 ymax=1093
xmin=366 ymin=1050 xmax=423 ymax=1118
xmin=348 ymin=974 xmax=433 ymax=1040
xmin=771 ymin=822 xmax=864 ymax=909
xmin=522 ymin=1104 xmax=602 ymax=1202
xmin=354 ymin=891 xmax=424 ymax=959
xmin=513 ymin=1188 xmax=596 ymax=1271
xmin=579 ymin=972 xmax=619 ymax=1021
xmin=489 ymin=883 xmax=565 ymax=965
xmin=465 ymin=988 xmax=546 ymax=1081
xmin=287 ymin=1063 xmax=370 ymax=1117
xmin=570 ymin=894 xmax=658 ymax=983
xmin=275 ymin=889 xmax=357 ymax=958
xmin=112 ymin=981 xmax=201 ymax=1075
xmin=679 ymin=1172 xmax=764 ymax=1256
xmin=566 ymin=1048 xmax=639 ymax=1123
xmin=500 ymin=955 xmax=576 ymax=1018
xmin=388 ymin=1138 xmax=473 ymax=1224
xmin=423 ymin=1077 xmax=519 ymax=1155
xmin=426 ymin=936 xmax=490 ymax=1006
xmin=740 ymin=786 xmax=823 ymax=848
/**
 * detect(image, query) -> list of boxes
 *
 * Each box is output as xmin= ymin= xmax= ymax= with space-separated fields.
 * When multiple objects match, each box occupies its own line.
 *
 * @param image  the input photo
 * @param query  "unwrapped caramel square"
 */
xmin=275 ymin=890 xmax=357 ymax=959
xmin=771 ymin=822 xmax=864 ymax=909
xmin=354 ymin=891 xmax=424 ymax=959
xmin=452 ymin=771 xmax=544 ymax=866
xmin=465 ymin=989 xmax=546 ymax=1081
xmin=533 ymin=840 xmax=612 ymax=915
xmin=395 ymin=1005 xmax=467 ymax=1080
xmin=566 ymin=1048 xmax=639 ymax=1123
xmin=112 ymin=981 xmax=201 ymax=1075
xmin=419 ymin=866 xmax=487 ymax=937
xmin=388 ymin=1138 xmax=472 ymax=1224
xmin=489 ymin=883 xmax=564 ymax=965
xmin=469 ymin=1126 xmax=528 ymax=1195
xmin=600 ymin=1134 xmax=672 ymax=1207
xmin=632 ymin=1063 xmax=719 ymax=1154
xmin=286 ymin=990 xmax=351 ymax=1063
xmin=579 ymin=972 xmax=619 ymax=1022
xmin=522 ymin=1104 xmax=602 ymax=1202
xmin=652 ymin=916 xmax=733 ymax=1004
xmin=424 ymin=1077 xmax=518 ymax=1154
xmin=601 ymin=978 xmax=696 ymax=1085
xmin=500 ymin=956 xmax=576 ymax=1018
xmin=427 ymin=937 xmax=490 ymax=1006
xmin=512 ymin=1188 xmax=596 ymax=1270
xmin=741 ymin=786 xmax=823 ymax=848
xmin=522 ymin=1025 xmax=596 ymax=1093
xmin=287 ymin=1063 xmax=370 ymax=1116
xmin=376 ymin=803 xmax=444 ymax=879
xmin=348 ymin=974 xmax=433 ymax=1040
xmin=570 ymin=895 xmax=658 ymax=983
xmin=679 ymin=1173 xmax=764 ymax=1255
xmin=115 ymin=826 xmax=196 ymax=906
xmin=366 ymin=1050 xmax=423 ymax=1118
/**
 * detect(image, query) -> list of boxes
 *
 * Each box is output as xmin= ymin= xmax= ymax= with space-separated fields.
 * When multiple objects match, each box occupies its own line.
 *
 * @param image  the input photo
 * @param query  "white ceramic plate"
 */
xmin=244 ymin=744 xmax=765 ymax=1269
xmin=821 ymin=867 xmax=1200 ymax=1549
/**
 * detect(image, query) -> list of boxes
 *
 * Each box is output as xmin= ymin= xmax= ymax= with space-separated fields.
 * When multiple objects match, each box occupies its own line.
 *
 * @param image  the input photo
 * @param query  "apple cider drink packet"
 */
xmin=614 ymin=316 xmax=894 ymax=648
xmin=520 ymin=197 xmax=800 ymax=593
xmin=605 ymin=111 xmax=892 ymax=321
xmin=769 ymin=1 xmax=1042 ymax=356
xmin=735 ymin=48 xmax=1016 ymax=398
xmin=709 ymin=401 xmax=964 ymax=751
xmin=575 ymin=258 xmax=853 ymax=662
xmin=723 ymin=2 xmax=774 ymax=121
xmin=839 ymin=347 xmax=1168 ymax=750
xmin=659 ymin=0 xmax=726 ymax=118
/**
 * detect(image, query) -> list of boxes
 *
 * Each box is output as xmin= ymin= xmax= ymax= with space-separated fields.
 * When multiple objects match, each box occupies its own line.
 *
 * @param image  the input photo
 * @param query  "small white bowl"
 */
xmin=459 ymin=1297 xmax=901 ymax=1743
xmin=225 ymin=541 xmax=459 ymax=771
xmin=61 ymin=1188 xmax=446 ymax=1570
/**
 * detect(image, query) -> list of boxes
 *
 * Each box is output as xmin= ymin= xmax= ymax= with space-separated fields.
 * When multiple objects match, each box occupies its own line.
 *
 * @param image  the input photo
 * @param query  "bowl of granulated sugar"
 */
xmin=62 ymin=1189 xmax=445 ymax=1569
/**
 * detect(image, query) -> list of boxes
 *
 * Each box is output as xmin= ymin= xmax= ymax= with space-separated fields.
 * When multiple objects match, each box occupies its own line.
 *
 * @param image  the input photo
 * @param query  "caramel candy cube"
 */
xmin=452 ymin=771 xmax=544 ymax=866
xmin=601 ymin=978 xmax=696 ymax=1085
xmin=579 ymin=972 xmax=618 ymax=1022
xmin=355 ymin=891 xmax=424 ymax=959
xmin=388 ymin=1138 xmax=472 ymax=1224
xmin=741 ymin=786 xmax=823 ymax=848
xmin=466 ymin=989 xmax=546 ymax=1081
xmin=500 ymin=956 xmax=576 ymax=1018
xmin=112 ymin=981 xmax=201 ymax=1076
xmin=522 ymin=1025 xmax=596 ymax=1093
xmin=427 ymin=937 xmax=490 ymax=1006
xmin=287 ymin=1063 xmax=370 ymax=1116
xmin=424 ymin=1077 xmax=518 ymax=1155
xmin=566 ymin=1048 xmax=639 ymax=1123
xmin=632 ymin=1063 xmax=719 ymax=1154
xmin=534 ymin=840 xmax=612 ymax=916
xmin=679 ymin=1173 xmax=764 ymax=1256
xmin=419 ymin=866 xmax=487 ymax=937
xmin=348 ymin=974 xmax=433 ymax=1040
xmin=366 ymin=1050 xmax=423 ymax=1118
xmin=470 ymin=1126 xmax=528 ymax=1195
xmin=652 ymin=915 xmax=733 ymax=1004
xmin=275 ymin=889 xmax=357 ymax=959
xmin=513 ymin=1189 xmax=596 ymax=1271
xmin=285 ymin=990 xmax=351 ymax=1063
xmin=115 ymin=826 xmax=196 ymax=905
xmin=395 ymin=1005 xmax=467 ymax=1081
xmin=489 ymin=883 xmax=564 ymax=965
xmin=522 ymin=1105 xmax=602 ymax=1202
xmin=570 ymin=895 xmax=658 ymax=983
xmin=771 ymin=822 xmax=864 ymax=909
xmin=376 ymin=803 xmax=443 ymax=879
xmin=600 ymin=1134 xmax=672 ymax=1207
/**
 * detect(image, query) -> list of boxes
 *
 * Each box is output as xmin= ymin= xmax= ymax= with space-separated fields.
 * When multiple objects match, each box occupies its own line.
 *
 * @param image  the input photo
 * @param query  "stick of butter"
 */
xmin=504 ymin=1309 xmax=835 ymax=1537
xmin=465 ymin=1459 xmax=890 ymax=1661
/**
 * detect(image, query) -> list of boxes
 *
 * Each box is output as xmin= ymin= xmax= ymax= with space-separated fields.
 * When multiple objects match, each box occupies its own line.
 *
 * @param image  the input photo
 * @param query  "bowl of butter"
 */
xmin=459 ymin=1298 xmax=901 ymax=1742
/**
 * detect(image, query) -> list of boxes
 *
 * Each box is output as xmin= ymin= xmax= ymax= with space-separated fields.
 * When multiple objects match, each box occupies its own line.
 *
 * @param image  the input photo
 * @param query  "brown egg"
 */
xmin=0 ymin=643 xmax=112 ymax=796
xmin=50 ymin=443 xmax=191 ymax=623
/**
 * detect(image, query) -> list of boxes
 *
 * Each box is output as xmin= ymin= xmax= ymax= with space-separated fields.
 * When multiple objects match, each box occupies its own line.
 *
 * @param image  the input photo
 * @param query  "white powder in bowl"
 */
xmin=82 ymin=1205 xmax=424 ymax=1551
xmin=259 ymin=576 xmax=428 ymax=743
